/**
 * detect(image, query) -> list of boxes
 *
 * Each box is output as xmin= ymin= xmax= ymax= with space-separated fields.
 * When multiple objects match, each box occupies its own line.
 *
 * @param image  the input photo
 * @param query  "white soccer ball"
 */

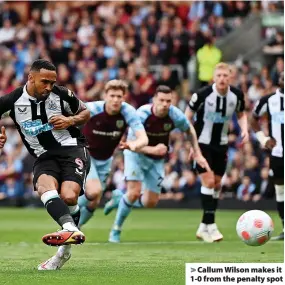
xmin=236 ymin=210 xmax=274 ymax=246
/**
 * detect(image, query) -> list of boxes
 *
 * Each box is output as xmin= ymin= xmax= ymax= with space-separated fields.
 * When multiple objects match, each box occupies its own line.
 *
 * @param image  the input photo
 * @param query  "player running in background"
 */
xmin=185 ymin=63 xmax=249 ymax=242
xmin=104 ymin=85 xmax=210 ymax=243
xmin=0 ymin=59 xmax=90 ymax=269
xmin=252 ymin=72 xmax=284 ymax=241
xmin=78 ymin=80 xmax=148 ymax=228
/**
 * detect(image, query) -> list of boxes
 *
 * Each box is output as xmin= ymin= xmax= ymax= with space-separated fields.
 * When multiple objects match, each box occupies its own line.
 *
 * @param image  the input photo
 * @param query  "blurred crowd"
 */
xmin=0 ymin=1 xmax=284 ymax=205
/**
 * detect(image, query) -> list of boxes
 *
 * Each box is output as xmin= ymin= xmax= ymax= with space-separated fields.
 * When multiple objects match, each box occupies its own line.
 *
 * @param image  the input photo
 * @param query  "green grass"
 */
xmin=0 ymin=208 xmax=283 ymax=285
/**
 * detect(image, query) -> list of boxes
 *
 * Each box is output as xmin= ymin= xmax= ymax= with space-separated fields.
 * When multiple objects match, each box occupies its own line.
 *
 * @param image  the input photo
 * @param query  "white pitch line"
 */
xmin=0 ymin=240 xmax=244 ymax=247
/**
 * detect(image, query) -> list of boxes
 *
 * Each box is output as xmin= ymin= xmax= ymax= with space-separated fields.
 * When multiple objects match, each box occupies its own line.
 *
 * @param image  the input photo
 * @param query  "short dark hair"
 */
xmin=30 ymin=59 xmax=56 ymax=72
xmin=155 ymin=85 xmax=172 ymax=96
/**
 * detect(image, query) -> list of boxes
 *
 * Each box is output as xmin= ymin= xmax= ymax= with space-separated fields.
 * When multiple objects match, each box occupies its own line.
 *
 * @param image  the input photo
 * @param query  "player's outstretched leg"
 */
xmin=38 ymin=205 xmax=81 ymax=270
xmin=78 ymin=194 xmax=96 ymax=228
xmin=196 ymin=186 xmax=216 ymax=243
xmin=104 ymin=189 xmax=124 ymax=215
xmin=40 ymin=187 xmax=85 ymax=247
xmin=207 ymin=188 xmax=223 ymax=242
xmin=78 ymin=159 xmax=109 ymax=227
xmin=38 ymin=245 xmax=71 ymax=270
xmin=272 ymin=185 xmax=284 ymax=241
xmin=109 ymin=193 xmax=134 ymax=243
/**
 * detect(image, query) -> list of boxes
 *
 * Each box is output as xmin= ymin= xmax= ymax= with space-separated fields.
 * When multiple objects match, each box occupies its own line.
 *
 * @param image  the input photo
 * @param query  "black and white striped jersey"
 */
xmin=188 ymin=83 xmax=245 ymax=146
xmin=253 ymin=88 xmax=284 ymax=158
xmin=0 ymin=85 xmax=86 ymax=158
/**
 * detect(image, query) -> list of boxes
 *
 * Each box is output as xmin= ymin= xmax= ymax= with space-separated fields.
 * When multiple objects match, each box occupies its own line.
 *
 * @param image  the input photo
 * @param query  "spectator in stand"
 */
xmin=237 ymin=176 xmax=256 ymax=201
xmin=196 ymin=35 xmax=222 ymax=86
xmin=248 ymin=75 xmax=263 ymax=104
xmin=0 ymin=2 xmax=20 ymax=26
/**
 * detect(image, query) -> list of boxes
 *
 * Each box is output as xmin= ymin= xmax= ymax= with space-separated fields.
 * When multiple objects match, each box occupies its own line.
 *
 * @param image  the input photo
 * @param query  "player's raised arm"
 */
xmin=133 ymin=143 xmax=168 ymax=157
xmin=49 ymin=87 xmax=90 ymax=130
xmin=120 ymin=104 xmax=148 ymax=152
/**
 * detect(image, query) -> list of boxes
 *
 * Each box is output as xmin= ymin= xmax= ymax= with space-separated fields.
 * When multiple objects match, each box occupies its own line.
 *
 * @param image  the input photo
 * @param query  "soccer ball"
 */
xmin=236 ymin=210 xmax=274 ymax=246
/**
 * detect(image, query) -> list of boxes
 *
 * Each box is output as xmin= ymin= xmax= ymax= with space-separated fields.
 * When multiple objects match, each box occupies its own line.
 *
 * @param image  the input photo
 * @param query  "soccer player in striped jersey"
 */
xmin=252 ymin=72 xmax=284 ymax=240
xmin=104 ymin=85 xmax=210 ymax=243
xmin=0 ymin=59 xmax=91 ymax=269
xmin=185 ymin=63 xmax=249 ymax=242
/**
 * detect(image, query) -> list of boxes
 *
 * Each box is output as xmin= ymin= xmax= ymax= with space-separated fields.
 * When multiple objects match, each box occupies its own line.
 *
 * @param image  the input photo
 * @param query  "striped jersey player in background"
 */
xmin=78 ymin=80 xmax=148 ymax=228
xmin=185 ymin=63 xmax=249 ymax=243
xmin=252 ymin=71 xmax=284 ymax=241
xmin=104 ymin=85 xmax=210 ymax=243
xmin=0 ymin=59 xmax=91 ymax=270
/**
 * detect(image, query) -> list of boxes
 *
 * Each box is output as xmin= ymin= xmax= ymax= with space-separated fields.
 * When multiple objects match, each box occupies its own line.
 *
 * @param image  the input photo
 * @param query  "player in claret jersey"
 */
xmin=104 ymin=85 xmax=210 ymax=243
xmin=78 ymin=79 xmax=148 ymax=228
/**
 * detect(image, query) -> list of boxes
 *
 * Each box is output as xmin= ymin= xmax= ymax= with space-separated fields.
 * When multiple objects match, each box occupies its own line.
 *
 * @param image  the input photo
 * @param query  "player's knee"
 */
xmin=88 ymin=199 xmax=99 ymax=210
xmin=204 ymin=179 xmax=215 ymax=189
xmin=36 ymin=174 xmax=58 ymax=196
xmin=126 ymin=181 xmax=141 ymax=202
xmin=127 ymin=191 xmax=141 ymax=202
xmin=86 ymin=186 xmax=102 ymax=201
xmin=61 ymin=191 xmax=78 ymax=206
xmin=144 ymin=199 xmax=158 ymax=208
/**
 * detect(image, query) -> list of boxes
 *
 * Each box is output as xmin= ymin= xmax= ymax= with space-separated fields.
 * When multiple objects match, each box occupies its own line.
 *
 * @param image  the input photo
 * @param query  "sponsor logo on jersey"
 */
xmin=146 ymin=131 xmax=168 ymax=137
xmin=116 ymin=120 xmax=124 ymax=129
xmin=18 ymin=107 xmax=28 ymax=114
xmin=164 ymin=123 xmax=172 ymax=131
xmin=92 ymin=129 xmax=122 ymax=138
xmin=205 ymin=112 xmax=230 ymax=123
xmin=21 ymin=120 xmax=53 ymax=136
xmin=272 ymin=112 xmax=284 ymax=124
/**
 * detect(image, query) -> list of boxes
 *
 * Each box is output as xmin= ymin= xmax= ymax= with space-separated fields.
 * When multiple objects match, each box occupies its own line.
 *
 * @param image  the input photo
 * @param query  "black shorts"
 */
xmin=33 ymin=146 xmax=90 ymax=191
xmin=270 ymin=156 xmax=284 ymax=182
xmin=195 ymin=144 xmax=228 ymax=176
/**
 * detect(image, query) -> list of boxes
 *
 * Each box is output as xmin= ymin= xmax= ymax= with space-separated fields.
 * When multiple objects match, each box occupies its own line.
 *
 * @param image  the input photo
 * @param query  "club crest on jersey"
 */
xmin=48 ymin=100 xmax=58 ymax=111
xmin=18 ymin=107 xmax=27 ymax=114
xmin=116 ymin=120 xmax=124 ymax=129
xmin=75 ymin=158 xmax=84 ymax=170
xmin=164 ymin=123 xmax=172 ymax=131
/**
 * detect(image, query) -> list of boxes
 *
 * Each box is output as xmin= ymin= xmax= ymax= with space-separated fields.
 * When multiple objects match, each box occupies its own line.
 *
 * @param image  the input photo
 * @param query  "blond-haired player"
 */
xmin=185 ymin=63 xmax=249 ymax=242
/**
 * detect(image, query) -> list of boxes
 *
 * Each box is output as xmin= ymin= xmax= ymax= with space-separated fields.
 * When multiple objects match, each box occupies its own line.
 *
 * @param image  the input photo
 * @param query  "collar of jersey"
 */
xmin=212 ymin=83 xmax=229 ymax=97
xmin=23 ymin=84 xmax=38 ymax=101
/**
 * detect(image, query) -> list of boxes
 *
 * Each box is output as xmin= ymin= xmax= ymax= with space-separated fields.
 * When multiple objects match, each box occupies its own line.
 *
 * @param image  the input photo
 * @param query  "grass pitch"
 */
xmin=0 ymin=208 xmax=283 ymax=285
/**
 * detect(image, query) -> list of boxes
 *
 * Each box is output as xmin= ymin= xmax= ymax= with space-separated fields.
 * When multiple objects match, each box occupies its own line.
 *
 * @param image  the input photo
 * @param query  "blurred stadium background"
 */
xmin=0 ymin=1 xmax=284 ymax=284
xmin=0 ymin=0 xmax=283 ymax=208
